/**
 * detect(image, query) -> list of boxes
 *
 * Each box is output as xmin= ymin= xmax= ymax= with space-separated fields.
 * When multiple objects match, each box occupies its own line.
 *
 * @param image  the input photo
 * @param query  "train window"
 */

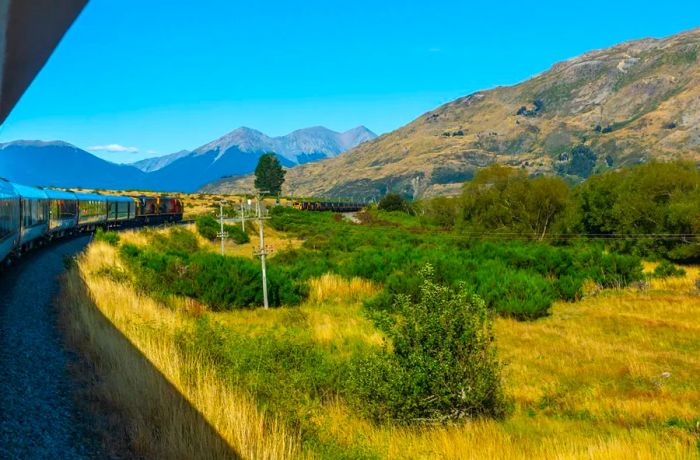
xmin=0 ymin=199 xmax=17 ymax=240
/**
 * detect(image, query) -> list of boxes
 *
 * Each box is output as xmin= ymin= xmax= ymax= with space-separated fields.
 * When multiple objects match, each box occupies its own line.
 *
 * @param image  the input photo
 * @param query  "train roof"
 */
xmin=42 ymin=188 xmax=77 ymax=200
xmin=72 ymin=191 xmax=107 ymax=202
xmin=0 ymin=178 xmax=18 ymax=198
xmin=11 ymin=182 xmax=49 ymax=199
xmin=103 ymin=195 xmax=134 ymax=203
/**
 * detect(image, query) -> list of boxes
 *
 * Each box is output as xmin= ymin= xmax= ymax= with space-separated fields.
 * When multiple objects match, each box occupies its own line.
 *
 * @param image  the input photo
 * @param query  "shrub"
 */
xmin=196 ymin=215 xmax=219 ymax=240
xmin=349 ymin=265 xmax=507 ymax=424
xmin=94 ymin=228 xmax=120 ymax=246
xmin=378 ymin=193 xmax=407 ymax=212
xmin=119 ymin=238 xmax=303 ymax=310
xmin=196 ymin=215 xmax=249 ymax=244
xmin=652 ymin=260 xmax=686 ymax=278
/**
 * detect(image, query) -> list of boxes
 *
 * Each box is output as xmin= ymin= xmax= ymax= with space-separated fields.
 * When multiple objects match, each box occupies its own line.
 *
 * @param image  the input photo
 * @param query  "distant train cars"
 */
xmin=292 ymin=201 xmax=364 ymax=212
xmin=0 ymin=178 xmax=183 ymax=264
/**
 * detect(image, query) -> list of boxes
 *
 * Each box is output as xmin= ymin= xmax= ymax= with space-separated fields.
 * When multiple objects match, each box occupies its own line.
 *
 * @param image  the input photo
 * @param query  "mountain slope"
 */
xmin=131 ymin=150 xmax=191 ymax=172
xmin=0 ymin=140 xmax=146 ymax=189
xmin=143 ymin=126 xmax=376 ymax=191
xmin=204 ymin=28 xmax=700 ymax=199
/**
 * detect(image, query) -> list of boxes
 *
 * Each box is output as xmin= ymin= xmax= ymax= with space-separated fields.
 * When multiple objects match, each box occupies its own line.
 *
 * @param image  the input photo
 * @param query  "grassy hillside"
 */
xmin=205 ymin=28 xmax=700 ymax=199
xmin=57 ymin=222 xmax=699 ymax=458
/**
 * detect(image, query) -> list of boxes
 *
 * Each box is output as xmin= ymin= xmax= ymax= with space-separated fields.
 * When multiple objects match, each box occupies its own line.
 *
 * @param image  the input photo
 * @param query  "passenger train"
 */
xmin=0 ymin=178 xmax=183 ymax=265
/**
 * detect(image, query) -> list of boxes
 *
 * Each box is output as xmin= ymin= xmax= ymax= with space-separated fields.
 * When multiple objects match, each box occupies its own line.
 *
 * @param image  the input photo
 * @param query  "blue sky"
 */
xmin=1 ymin=0 xmax=699 ymax=163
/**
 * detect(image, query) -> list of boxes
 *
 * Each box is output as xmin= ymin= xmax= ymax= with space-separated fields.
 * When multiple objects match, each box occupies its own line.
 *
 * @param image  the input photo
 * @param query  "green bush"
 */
xmin=350 ymin=266 xmax=507 ymax=424
xmin=196 ymin=215 xmax=250 ymax=244
xmin=94 ymin=228 xmax=120 ymax=246
xmin=378 ymin=193 xmax=408 ymax=212
xmin=652 ymin=260 xmax=686 ymax=278
xmin=119 ymin=231 xmax=302 ymax=310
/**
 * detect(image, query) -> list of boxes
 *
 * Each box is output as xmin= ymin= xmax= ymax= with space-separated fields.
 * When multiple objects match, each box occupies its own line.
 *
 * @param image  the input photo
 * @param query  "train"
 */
xmin=0 ymin=178 xmax=183 ymax=265
xmin=291 ymin=201 xmax=364 ymax=212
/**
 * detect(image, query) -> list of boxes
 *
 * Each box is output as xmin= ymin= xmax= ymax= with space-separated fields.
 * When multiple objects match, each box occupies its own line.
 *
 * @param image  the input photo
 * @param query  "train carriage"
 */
xmin=0 ymin=179 xmax=20 ymax=263
xmin=74 ymin=192 xmax=107 ymax=230
xmin=12 ymin=182 xmax=49 ymax=251
xmin=43 ymin=188 xmax=78 ymax=236
xmin=106 ymin=195 xmax=136 ymax=227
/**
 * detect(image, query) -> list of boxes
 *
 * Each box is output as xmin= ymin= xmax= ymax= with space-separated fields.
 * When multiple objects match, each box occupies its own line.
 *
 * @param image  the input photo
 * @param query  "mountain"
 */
xmin=131 ymin=150 xmax=191 ymax=172
xmin=0 ymin=140 xmax=147 ymax=190
xmin=141 ymin=126 xmax=376 ymax=191
xmin=0 ymin=125 xmax=375 ymax=193
xmin=203 ymin=28 xmax=700 ymax=199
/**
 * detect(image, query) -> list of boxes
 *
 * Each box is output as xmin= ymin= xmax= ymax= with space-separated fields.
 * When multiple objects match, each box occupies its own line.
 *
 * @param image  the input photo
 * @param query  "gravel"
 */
xmin=0 ymin=236 xmax=110 ymax=459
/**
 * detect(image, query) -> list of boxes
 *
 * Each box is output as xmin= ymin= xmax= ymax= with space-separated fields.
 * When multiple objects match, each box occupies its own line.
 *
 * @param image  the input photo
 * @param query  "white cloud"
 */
xmin=87 ymin=143 xmax=139 ymax=153
xmin=146 ymin=149 xmax=157 ymax=154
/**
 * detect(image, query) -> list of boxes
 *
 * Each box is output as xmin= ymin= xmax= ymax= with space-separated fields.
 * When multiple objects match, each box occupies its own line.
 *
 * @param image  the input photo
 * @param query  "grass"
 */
xmin=58 ymin=228 xmax=700 ymax=459
xmin=58 ymin=241 xmax=299 ymax=459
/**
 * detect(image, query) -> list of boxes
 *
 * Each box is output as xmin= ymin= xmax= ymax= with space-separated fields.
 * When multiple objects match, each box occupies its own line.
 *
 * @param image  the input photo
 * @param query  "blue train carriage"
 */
xmin=106 ymin=194 xmax=137 ymax=227
xmin=0 ymin=179 xmax=20 ymax=264
xmin=42 ymin=188 xmax=79 ymax=237
xmin=11 ymin=182 xmax=50 ymax=253
xmin=73 ymin=192 xmax=108 ymax=231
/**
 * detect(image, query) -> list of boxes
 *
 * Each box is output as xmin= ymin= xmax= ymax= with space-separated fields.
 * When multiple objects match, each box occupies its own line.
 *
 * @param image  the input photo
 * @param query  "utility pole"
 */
xmin=217 ymin=201 xmax=228 ymax=255
xmin=240 ymin=198 xmax=246 ymax=232
xmin=253 ymin=192 xmax=272 ymax=309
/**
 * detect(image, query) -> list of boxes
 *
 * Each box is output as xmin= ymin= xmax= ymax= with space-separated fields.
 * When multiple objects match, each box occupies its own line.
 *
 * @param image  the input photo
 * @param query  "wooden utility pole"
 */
xmin=240 ymin=199 xmax=246 ymax=232
xmin=253 ymin=192 xmax=272 ymax=309
xmin=217 ymin=201 xmax=228 ymax=255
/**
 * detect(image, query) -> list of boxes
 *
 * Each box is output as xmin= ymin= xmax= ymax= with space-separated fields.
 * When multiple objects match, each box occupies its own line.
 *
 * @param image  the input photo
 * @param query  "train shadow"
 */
xmin=60 ymin=272 xmax=241 ymax=460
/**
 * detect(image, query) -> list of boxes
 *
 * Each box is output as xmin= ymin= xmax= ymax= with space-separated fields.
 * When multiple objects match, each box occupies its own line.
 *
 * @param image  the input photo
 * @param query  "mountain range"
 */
xmin=204 ymin=27 xmax=700 ymax=199
xmin=0 ymin=126 xmax=376 ymax=192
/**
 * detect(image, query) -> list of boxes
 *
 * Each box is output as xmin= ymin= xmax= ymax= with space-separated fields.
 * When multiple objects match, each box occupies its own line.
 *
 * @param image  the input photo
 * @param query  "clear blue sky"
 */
xmin=1 ymin=0 xmax=699 ymax=163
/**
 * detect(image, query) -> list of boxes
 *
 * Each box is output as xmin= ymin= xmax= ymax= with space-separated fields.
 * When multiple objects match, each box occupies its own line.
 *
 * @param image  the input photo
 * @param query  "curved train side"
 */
xmin=0 ymin=178 xmax=183 ymax=265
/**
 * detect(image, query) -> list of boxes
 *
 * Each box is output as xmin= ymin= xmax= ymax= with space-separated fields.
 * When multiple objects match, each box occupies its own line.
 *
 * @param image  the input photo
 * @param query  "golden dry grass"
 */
xmin=306 ymin=278 xmax=700 ymax=459
xmin=194 ymin=220 xmax=304 ymax=259
xmin=58 ymin=241 xmax=300 ymax=459
xmin=60 ymin=236 xmax=700 ymax=459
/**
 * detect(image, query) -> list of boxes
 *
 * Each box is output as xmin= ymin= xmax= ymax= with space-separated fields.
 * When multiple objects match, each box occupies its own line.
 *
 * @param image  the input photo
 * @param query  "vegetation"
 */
xmin=58 ymin=236 xmax=700 ymax=459
xmin=412 ymin=161 xmax=700 ymax=262
xmin=93 ymin=228 xmax=120 ymax=246
xmin=54 ymin=161 xmax=700 ymax=458
xmin=458 ymin=165 xmax=571 ymax=239
xmin=377 ymin=192 xmax=408 ymax=212
xmin=196 ymin=215 xmax=250 ymax=244
xmin=254 ymin=153 xmax=286 ymax=196
xmin=269 ymin=207 xmax=642 ymax=319
xmin=119 ymin=228 xmax=303 ymax=309
xmin=350 ymin=265 xmax=507 ymax=424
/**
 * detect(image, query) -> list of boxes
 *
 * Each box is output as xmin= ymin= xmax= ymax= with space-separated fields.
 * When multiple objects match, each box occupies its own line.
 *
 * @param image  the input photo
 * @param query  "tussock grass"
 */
xmin=308 ymin=272 xmax=380 ymax=304
xmin=59 ymin=236 xmax=700 ymax=459
xmin=58 ymin=241 xmax=300 ymax=459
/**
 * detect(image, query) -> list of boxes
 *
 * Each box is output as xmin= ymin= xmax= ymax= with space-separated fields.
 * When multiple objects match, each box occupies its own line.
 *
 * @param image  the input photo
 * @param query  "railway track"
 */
xmin=0 ymin=236 xmax=118 ymax=458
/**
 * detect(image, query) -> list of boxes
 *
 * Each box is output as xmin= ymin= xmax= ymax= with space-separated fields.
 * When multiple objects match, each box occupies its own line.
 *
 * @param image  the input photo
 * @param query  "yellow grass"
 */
xmin=304 ymin=280 xmax=700 ymax=459
xmin=58 ymin=241 xmax=300 ymax=459
xmin=214 ymin=273 xmax=384 ymax=354
xmin=60 ymin=236 xmax=700 ymax=458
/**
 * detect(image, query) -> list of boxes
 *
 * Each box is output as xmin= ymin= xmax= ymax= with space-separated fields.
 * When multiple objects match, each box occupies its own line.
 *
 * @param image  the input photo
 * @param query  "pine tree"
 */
xmin=254 ymin=153 xmax=286 ymax=196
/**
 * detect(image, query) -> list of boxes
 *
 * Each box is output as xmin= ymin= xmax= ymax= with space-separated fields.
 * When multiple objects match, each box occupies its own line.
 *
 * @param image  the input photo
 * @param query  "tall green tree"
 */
xmin=254 ymin=153 xmax=286 ymax=196
xmin=458 ymin=165 xmax=573 ymax=239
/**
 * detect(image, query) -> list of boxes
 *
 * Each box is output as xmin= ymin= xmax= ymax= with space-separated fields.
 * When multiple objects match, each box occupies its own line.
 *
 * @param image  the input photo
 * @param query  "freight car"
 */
xmin=292 ymin=201 xmax=364 ymax=212
xmin=0 ymin=178 xmax=184 ymax=266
